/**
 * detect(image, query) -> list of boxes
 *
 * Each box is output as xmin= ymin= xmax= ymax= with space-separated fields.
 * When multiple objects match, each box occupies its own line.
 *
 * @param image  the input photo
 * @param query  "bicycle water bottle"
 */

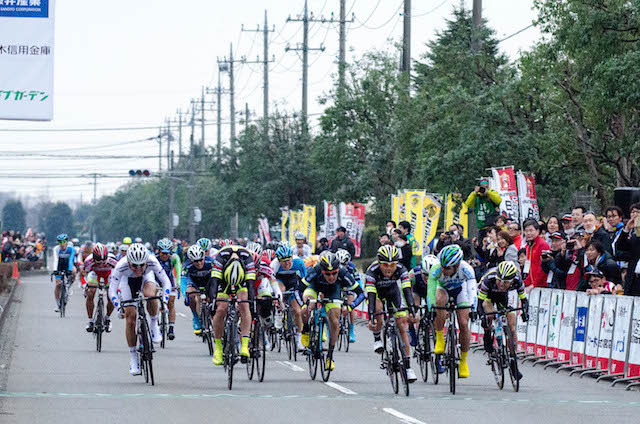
xmin=495 ymin=320 xmax=503 ymax=344
xmin=275 ymin=310 xmax=283 ymax=330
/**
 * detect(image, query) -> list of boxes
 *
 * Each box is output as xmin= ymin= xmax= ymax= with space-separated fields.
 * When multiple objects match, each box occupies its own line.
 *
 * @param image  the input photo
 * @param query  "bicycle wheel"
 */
xmin=226 ymin=314 xmax=237 ymax=390
xmin=140 ymin=317 xmax=152 ymax=384
xmin=396 ymin=329 xmax=409 ymax=396
xmin=159 ymin=307 xmax=167 ymax=349
xmin=344 ymin=316 xmax=350 ymax=353
xmin=308 ymin=320 xmax=318 ymax=380
xmin=448 ymin=324 xmax=457 ymax=395
xmin=59 ymin=281 xmax=66 ymax=318
xmin=490 ymin=345 xmax=505 ymax=389
xmin=95 ymin=297 xmax=104 ymax=352
xmin=504 ymin=326 xmax=520 ymax=392
xmin=337 ymin=319 xmax=343 ymax=352
xmin=416 ymin=320 xmax=427 ymax=382
xmin=247 ymin=319 xmax=256 ymax=381
xmin=320 ymin=320 xmax=331 ymax=382
xmin=386 ymin=327 xmax=399 ymax=394
xmin=428 ymin=324 xmax=439 ymax=385
xmin=257 ymin=323 xmax=266 ymax=382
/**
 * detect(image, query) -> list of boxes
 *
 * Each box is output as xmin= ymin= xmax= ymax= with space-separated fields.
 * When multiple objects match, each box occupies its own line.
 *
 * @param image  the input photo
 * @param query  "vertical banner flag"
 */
xmin=391 ymin=194 xmax=400 ymax=228
xmin=444 ymin=193 xmax=469 ymax=238
xmin=516 ymin=171 xmax=540 ymax=222
xmin=0 ymin=0 xmax=55 ymax=120
xmin=289 ymin=210 xmax=302 ymax=246
xmin=405 ymin=190 xmax=426 ymax=255
xmin=280 ymin=207 xmax=289 ymax=242
xmin=258 ymin=217 xmax=271 ymax=243
xmin=422 ymin=194 xmax=442 ymax=253
xmin=398 ymin=190 xmax=407 ymax=221
xmin=490 ymin=167 xmax=519 ymax=222
xmin=303 ymin=205 xmax=316 ymax=252
xmin=339 ymin=202 xmax=366 ymax=258
xmin=324 ymin=201 xmax=339 ymax=240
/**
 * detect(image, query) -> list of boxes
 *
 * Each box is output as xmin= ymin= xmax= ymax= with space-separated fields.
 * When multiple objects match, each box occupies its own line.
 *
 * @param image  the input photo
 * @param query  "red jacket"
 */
xmin=524 ymin=235 xmax=550 ymax=288
xmin=513 ymin=234 xmax=523 ymax=250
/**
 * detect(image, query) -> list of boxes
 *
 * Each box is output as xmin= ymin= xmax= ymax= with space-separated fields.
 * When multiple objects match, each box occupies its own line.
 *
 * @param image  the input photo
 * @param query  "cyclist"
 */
xmin=478 ymin=260 xmax=529 ymax=380
xmin=197 ymin=237 xmax=214 ymax=257
xmin=116 ymin=236 xmax=133 ymax=260
xmin=300 ymin=252 xmax=364 ymax=370
xmin=78 ymin=241 xmax=93 ymax=289
xmin=156 ymin=238 xmax=183 ymax=340
xmin=253 ymin=250 xmax=282 ymax=350
xmin=336 ymin=248 xmax=361 ymax=343
xmin=429 ymin=244 xmax=477 ymax=378
xmin=210 ymin=245 xmax=256 ymax=365
xmin=365 ymin=245 xmax=418 ymax=383
xmin=407 ymin=254 xmax=439 ymax=346
xmin=83 ymin=243 xmax=118 ymax=333
xmin=106 ymin=242 xmax=117 ymax=255
xmin=181 ymin=244 xmax=214 ymax=335
xmin=52 ymin=234 xmax=76 ymax=312
xmin=292 ymin=232 xmax=312 ymax=259
xmin=271 ymin=245 xmax=307 ymax=351
xmin=108 ymin=243 xmax=172 ymax=375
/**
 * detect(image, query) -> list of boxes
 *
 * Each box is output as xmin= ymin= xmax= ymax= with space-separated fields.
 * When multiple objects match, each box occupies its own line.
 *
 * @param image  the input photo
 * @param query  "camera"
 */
xmin=478 ymin=186 xmax=486 ymax=194
xmin=566 ymin=240 xmax=576 ymax=248
xmin=541 ymin=250 xmax=552 ymax=259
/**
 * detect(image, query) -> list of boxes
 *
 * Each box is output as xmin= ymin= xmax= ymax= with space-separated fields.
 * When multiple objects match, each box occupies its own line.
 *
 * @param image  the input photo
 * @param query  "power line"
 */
xmin=412 ymin=0 xmax=449 ymax=18
xmin=353 ymin=1 xmax=402 ymax=30
xmin=351 ymin=0 xmax=383 ymax=29
xmin=498 ymin=23 xmax=535 ymax=43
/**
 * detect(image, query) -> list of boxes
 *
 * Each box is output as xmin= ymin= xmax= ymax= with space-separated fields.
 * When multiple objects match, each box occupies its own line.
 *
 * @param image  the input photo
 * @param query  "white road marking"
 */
xmin=382 ymin=408 xmax=427 ymax=424
xmin=324 ymin=382 xmax=357 ymax=395
xmin=177 ymin=312 xmax=187 ymax=318
xmin=275 ymin=360 xmax=304 ymax=372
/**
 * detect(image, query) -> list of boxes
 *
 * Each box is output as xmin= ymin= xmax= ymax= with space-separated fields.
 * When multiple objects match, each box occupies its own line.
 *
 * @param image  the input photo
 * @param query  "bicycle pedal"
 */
xmin=240 ymin=356 xmax=248 ymax=364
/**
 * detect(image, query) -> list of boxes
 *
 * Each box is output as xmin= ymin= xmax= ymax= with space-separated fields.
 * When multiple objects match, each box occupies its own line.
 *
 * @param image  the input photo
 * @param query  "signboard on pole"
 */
xmin=516 ymin=171 xmax=540 ymax=222
xmin=490 ymin=167 xmax=519 ymax=222
xmin=0 ymin=0 xmax=55 ymax=120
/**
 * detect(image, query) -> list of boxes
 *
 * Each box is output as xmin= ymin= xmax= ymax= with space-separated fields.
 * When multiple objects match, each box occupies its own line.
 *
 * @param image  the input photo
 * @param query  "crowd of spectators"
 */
xmin=1 ymin=230 xmax=46 ymax=262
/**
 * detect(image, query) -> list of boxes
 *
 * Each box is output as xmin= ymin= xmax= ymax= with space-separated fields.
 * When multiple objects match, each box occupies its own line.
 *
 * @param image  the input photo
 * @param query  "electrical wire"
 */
xmin=498 ymin=23 xmax=535 ymax=43
xmin=412 ymin=0 xmax=449 ymax=18
xmin=351 ymin=0 xmax=383 ymax=29
xmin=353 ymin=1 xmax=403 ymax=31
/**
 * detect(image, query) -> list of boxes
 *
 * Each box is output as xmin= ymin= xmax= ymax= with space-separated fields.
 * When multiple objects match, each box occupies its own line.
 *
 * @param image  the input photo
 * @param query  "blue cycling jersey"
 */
xmin=56 ymin=245 xmax=75 ymax=272
xmin=272 ymin=257 xmax=307 ymax=291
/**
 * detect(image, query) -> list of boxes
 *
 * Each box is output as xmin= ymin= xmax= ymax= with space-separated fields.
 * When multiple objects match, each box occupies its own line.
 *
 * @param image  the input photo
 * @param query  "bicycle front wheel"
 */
xmin=95 ymin=297 xmax=104 ymax=352
xmin=448 ymin=325 xmax=457 ymax=395
xmin=504 ymin=326 xmax=520 ymax=392
xmin=417 ymin=320 xmax=427 ymax=382
xmin=384 ymin=327 xmax=399 ymax=394
xmin=226 ymin=315 xmax=237 ymax=390
xmin=247 ymin=320 xmax=256 ymax=381
xmin=257 ymin=323 xmax=266 ymax=382
xmin=320 ymin=322 xmax=331 ymax=382
xmin=395 ymin=329 xmax=409 ymax=396
xmin=308 ymin=322 xmax=318 ymax=380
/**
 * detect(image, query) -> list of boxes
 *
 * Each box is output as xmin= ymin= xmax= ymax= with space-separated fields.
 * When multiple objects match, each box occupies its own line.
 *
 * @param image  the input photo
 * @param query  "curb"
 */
xmin=0 ymin=277 xmax=19 ymax=330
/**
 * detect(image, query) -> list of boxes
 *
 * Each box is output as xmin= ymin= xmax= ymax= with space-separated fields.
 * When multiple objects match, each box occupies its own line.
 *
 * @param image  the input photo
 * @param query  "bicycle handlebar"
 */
xmin=371 ymin=307 xmax=410 ymax=318
xmin=432 ymin=304 xmax=472 ymax=311
xmin=121 ymin=295 xmax=162 ymax=306
xmin=482 ymin=307 xmax=524 ymax=316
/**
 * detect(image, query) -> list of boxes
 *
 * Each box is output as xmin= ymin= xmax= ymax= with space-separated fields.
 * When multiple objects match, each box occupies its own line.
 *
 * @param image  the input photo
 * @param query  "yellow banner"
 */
xmin=444 ymin=193 xmax=469 ymax=238
xmin=398 ymin=190 xmax=406 ymax=222
xmin=422 ymin=194 xmax=442 ymax=252
xmin=405 ymin=190 xmax=426 ymax=255
xmin=289 ymin=210 xmax=304 ymax=245
xmin=391 ymin=194 xmax=400 ymax=226
xmin=303 ymin=204 xmax=317 ymax=253
xmin=280 ymin=208 xmax=288 ymax=242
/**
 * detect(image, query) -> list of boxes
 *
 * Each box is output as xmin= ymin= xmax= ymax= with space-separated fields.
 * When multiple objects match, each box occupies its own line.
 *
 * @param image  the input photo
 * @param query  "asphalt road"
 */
xmin=0 ymin=273 xmax=638 ymax=424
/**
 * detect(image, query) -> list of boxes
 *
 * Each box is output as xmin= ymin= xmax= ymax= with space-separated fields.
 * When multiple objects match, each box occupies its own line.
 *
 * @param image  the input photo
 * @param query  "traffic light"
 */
xmin=129 ymin=169 xmax=151 ymax=177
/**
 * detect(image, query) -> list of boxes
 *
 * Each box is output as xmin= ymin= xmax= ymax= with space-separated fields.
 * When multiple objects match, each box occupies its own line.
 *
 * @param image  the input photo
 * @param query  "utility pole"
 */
xmin=401 ymin=0 xmax=411 ymax=79
xmin=338 ymin=0 xmax=355 ymax=99
xmin=245 ymin=103 xmax=250 ymax=130
xmin=200 ymin=86 xmax=206 ymax=170
xmin=217 ymin=45 xmax=243 ymax=151
xmin=188 ymin=101 xmax=196 ymax=243
xmin=286 ymin=0 xmax=326 ymax=133
xmin=168 ymin=150 xmax=175 ymax=238
xmin=242 ymin=10 xmax=275 ymax=141
xmin=205 ymin=75 xmax=227 ymax=171
xmin=91 ymin=173 xmax=97 ymax=242
xmin=177 ymin=109 xmax=183 ymax=159
xmin=157 ymin=128 xmax=163 ymax=171
xmin=166 ymin=121 xmax=171 ymax=172
xmin=472 ymin=0 xmax=483 ymax=51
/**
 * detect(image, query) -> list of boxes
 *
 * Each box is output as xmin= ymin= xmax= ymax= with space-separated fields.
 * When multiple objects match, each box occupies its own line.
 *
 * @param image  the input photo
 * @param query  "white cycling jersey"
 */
xmin=430 ymin=260 xmax=477 ymax=307
xmin=108 ymin=256 xmax=171 ymax=307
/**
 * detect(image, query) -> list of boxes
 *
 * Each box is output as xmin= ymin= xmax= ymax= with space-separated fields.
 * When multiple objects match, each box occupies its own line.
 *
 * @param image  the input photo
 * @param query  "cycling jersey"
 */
xmin=108 ymin=256 xmax=172 ymax=306
xmin=365 ymin=261 xmax=414 ymax=317
xmin=210 ymin=246 xmax=256 ymax=298
xmin=254 ymin=258 xmax=281 ymax=298
xmin=345 ymin=261 xmax=362 ymax=288
xmin=428 ymin=261 xmax=477 ymax=307
xmin=156 ymin=253 xmax=182 ymax=292
xmin=409 ymin=266 xmax=429 ymax=301
xmin=271 ymin=257 xmax=307 ymax=291
xmin=53 ymin=245 xmax=75 ymax=273
xmin=301 ymin=264 xmax=365 ymax=311
xmin=181 ymin=256 xmax=214 ymax=295
xmin=83 ymin=253 xmax=118 ymax=287
xmin=477 ymin=267 xmax=526 ymax=310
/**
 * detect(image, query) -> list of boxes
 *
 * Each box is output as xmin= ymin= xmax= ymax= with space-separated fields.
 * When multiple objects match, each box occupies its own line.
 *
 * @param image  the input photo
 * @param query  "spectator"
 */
xmin=517 ymin=248 xmax=528 ymax=279
xmin=538 ymin=220 xmax=548 ymax=241
xmin=605 ymin=206 xmax=626 ymax=263
xmin=544 ymin=216 xmax=564 ymax=245
xmin=293 ymin=232 xmax=312 ymax=259
xmin=2 ymin=235 xmax=14 ymax=262
xmin=584 ymin=270 xmax=617 ymax=296
xmin=561 ymin=214 xmax=575 ymax=237
xmin=378 ymin=233 xmax=393 ymax=246
xmin=398 ymin=221 xmax=418 ymax=268
xmin=616 ymin=202 xmax=640 ymax=295
xmin=477 ymin=226 xmax=500 ymax=269
xmin=494 ymin=230 xmax=518 ymax=265
xmin=316 ymin=237 xmax=330 ymax=253
xmin=582 ymin=212 xmax=612 ymax=253
xmin=495 ymin=215 xmax=508 ymax=232
xmin=435 ymin=224 xmax=473 ymax=260
xmin=541 ymin=232 xmax=570 ymax=289
xmin=385 ymin=220 xmax=396 ymax=235
xmin=579 ymin=240 xmax=622 ymax=290
xmin=330 ymin=226 xmax=356 ymax=258
xmin=572 ymin=206 xmax=587 ymax=231
xmin=522 ymin=219 xmax=550 ymax=289
xmin=464 ymin=179 xmax=502 ymax=241
xmin=391 ymin=229 xmax=412 ymax=270
xmin=507 ymin=222 xmax=523 ymax=250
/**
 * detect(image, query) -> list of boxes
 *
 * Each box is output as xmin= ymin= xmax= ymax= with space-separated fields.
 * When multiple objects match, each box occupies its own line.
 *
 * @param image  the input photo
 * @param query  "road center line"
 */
xmin=382 ymin=408 xmax=426 ymax=424
xmin=275 ymin=360 xmax=304 ymax=372
xmin=324 ymin=382 xmax=357 ymax=395
xmin=177 ymin=312 xmax=187 ymax=318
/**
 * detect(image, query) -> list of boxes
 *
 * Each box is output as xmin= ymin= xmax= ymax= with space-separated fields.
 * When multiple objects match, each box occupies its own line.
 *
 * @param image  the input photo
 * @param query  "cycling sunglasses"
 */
xmin=130 ymin=263 xmax=146 ymax=268
xmin=379 ymin=261 xmax=398 ymax=266
xmin=322 ymin=270 xmax=339 ymax=276
xmin=57 ymin=240 xmax=67 ymax=244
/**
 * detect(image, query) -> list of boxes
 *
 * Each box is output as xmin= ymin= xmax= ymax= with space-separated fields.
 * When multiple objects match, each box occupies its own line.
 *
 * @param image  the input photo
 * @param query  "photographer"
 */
xmin=435 ymin=224 xmax=473 ymax=259
xmin=541 ymin=232 xmax=571 ymax=289
xmin=464 ymin=179 xmax=502 ymax=241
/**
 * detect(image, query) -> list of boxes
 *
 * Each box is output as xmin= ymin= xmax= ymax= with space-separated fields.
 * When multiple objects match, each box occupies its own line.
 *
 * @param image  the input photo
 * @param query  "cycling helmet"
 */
xmin=84 ymin=241 xmax=93 ymax=248
xmin=92 ymin=243 xmax=109 ymax=261
xmin=246 ymin=242 xmax=263 ymax=255
xmin=157 ymin=238 xmax=173 ymax=253
xmin=223 ymin=260 xmax=245 ymax=287
xmin=120 ymin=244 xmax=128 ymax=252
xmin=197 ymin=238 xmax=212 ymax=251
xmin=276 ymin=245 xmax=294 ymax=260
xmin=377 ymin=245 xmax=400 ymax=263
xmin=123 ymin=237 xmax=132 ymax=245
xmin=421 ymin=254 xmax=439 ymax=274
xmin=335 ymin=249 xmax=351 ymax=265
xmin=439 ymin=244 xmax=463 ymax=267
xmin=71 ymin=238 xmax=80 ymax=244
xmin=251 ymin=252 xmax=261 ymax=265
xmin=106 ymin=242 xmax=116 ymax=253
xmin=498 ymin=261 xmax=518 ymax=281
xmin=266 ymin=241 xmax=279 ymax=250
xmin=187 ymin=244 xmax=206 ymax=262
xmin=319 ymin=252 xmax=340 ymax=272
xmin=126 ymin=243 xmax=149 ymax=265
xmin=56 ymin=234 xmax=68 ymax=242
xmin=278 ymin=239 xmax=290 ymax=247
xmin=263 ymin=249 xmax=276 ymax=261
xmin=294 ymin=231 xmax=305 ymax=241
xmin=134 ymin=237 xmax=143 ymax=243
xmin=220 ymin=239 xmax=233 ymax=247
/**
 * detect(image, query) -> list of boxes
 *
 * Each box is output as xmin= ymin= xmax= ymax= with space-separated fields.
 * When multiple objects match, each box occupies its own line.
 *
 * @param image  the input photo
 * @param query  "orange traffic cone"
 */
xmin=11 ymin=261 xmax=20 ymax=284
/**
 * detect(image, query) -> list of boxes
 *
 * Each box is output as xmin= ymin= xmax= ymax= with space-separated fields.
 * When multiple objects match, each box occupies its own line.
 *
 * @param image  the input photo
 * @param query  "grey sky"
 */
xmin=0 ymin=0 xmax=541 ymax=206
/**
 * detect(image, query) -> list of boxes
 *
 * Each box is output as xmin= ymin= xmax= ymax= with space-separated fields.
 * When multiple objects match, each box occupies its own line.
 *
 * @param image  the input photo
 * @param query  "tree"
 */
xmin=43 ymin=202 xmax=74 ymax=243
xmin=2 ymin=200 xmax=26 ymax=232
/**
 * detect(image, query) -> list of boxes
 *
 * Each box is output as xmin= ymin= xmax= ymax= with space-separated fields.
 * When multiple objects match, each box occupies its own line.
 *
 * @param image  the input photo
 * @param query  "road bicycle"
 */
xmin=415 ymin=305 xmax=439 ymax=384
xmin=433 ymin=299 xmax=472 ymax=395
xmin=197 ymin=290 xmax=214 ymax=356
xmin=281 ymin=290 xmax=298 ymax=361
xmin=374 ymin=304 xmax=410 ymax=396
xmin=92 ymin=280 xmax=108 ymax=352
xmin=305 ymin=298 xmax=340 ymax=382
xmin=217 ymin=290 xmax=251 ymax=390
xmin=51 ymin=271 xmax=73 ymax=318
xmin=122 ymin=293 xmax=163 ymax=385
xmin=483 ymin=307 xmax=523 ymax=392
xmin=337 ymin=297 xmax=350 ymax=353
xmin=247 ymin=297 xmax=275 ymax=382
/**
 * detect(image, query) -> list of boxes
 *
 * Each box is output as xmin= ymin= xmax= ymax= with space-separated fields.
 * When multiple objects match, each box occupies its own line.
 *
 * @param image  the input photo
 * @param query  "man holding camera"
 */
xmin=464 ymin=180 xmax=502 ymax=242
xmin=540 ymin=232 xmax=571 ymax=289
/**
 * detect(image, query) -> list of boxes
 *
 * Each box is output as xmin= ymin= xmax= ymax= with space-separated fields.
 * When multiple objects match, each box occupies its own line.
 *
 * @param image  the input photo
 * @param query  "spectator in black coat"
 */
xmin=391 ymin=229 xmax=412 ymax=270
xmin=583 ymin=212 xmax=612 ymax=254
xmin=578 ymin=240 xmax=622 ymax=291
xmin=330 ymin=226 xmax=356 ymax=258
xmin=541 ymin=232 xmax=570 ymax=289
xmin=616 ymin=202 xmax=640 ymax=295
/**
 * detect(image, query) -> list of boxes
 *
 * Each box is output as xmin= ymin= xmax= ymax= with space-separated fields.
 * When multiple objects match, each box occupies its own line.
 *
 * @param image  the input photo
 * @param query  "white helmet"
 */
xmin=335 ymin=249 xmax=351 ymax=265
xmin=127 ymin=243 xmax=149 ymax=265
xmin=421 ymin=254 xmax=439 ymax=274
xmin=119 ymin=244 xmax=128 ymax=252
xmin=278 ymin=239 xmax=290 ymax=247
xmin=134 ymin=237 xmax=143 ymax=243
xmin=246 ymin=242 xmax=262 ymax=255
xmin=294 ymin=231 xmax=306 ymax=241
xmin=187 ymin=244 xmax=205 ymax=262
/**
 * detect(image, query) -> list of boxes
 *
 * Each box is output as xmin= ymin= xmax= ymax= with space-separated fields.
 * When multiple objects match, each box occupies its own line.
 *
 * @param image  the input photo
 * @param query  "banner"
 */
xmin=596 ymin=296 xmax=616 ymax=372
xmin=584 ymin=295 xmax=604 ymax=369
xmin=288 ymin=209 xmax=303 ymax=246
xmin=280 ymin=207 xmax=289 ymax=242
xmin=391 ymin=194 xmax=400 ymax=227
xmin=405 ymin=190 xmax=425 ymax=255
xmin=258 ymin=217 xmax=271 ymax=244
xmin=610 ymin=296 xmax=632 ymax=375
xmin=340 ymin=202 xmax=365 ymax=258
xmin=397 ymin=190 xmax=406 ymax=222
xmin=302 ymin=204 xmax=316 ymax=252
xmin=0 ymin=0 xmax=55 ymax=120
xmin=422 ymin=194 xmax=442 ymax=254
xmin=324 ymin=201 xmax=339 ymax=240
xmin=517 ymin=171 xmax=540 ymax=222
xmin=490 ymin=167 xmax=519 ymax=222
xmin=626 ymin=297 xmax=640 ymax=378
xmin=444 ymin=193 xmax=469 ymax=239
xmin=526 ymin=288 xmax=541 ymax=355
xmin=546 ymin=289 xmax=564 ymax=359
xmin=535 ymin=288 xmax=552 ymax=357
xmin=557 ymin=291 xmax=576 ymax=362
xmin=571 ymin=292 xmax=589 ymax=366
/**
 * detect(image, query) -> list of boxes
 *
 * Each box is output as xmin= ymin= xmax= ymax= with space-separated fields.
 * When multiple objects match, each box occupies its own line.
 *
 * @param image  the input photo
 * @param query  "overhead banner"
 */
xmin=340 ymin=202 xmax=365 ymax=258
xmin=302 ymin=204 xmax=316 ymax=252
xmin=444 ymin=193 xmax=469 ymax=238
xmin=517 ymin=171 xmax=540 ymax=222
xmin=324 ymin=201 xmax=339 ymax=240
xmin=422 ymin=194 xmax=442 ymax=254
xmin=405 ymin=190 xmax=425 ymax=255
xmin=280 ymin=207 xmax=288 ymax=242
xmin=490 ymin=167 xmax=519 ymax=222
xmin=0 ymin=0 xmax=55 ymax=120
xmin=397 ymin=190 xmax=406 ymax=222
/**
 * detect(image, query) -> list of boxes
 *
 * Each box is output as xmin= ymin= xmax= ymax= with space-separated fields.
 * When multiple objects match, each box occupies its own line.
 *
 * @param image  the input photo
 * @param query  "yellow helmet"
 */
xmin=377 ymin=245 xmax=399 ymax=262
xmin=223 ymin=260 xmax=245 ymax=286
xmin=123 ymin=237 xmax=132 ymax=245
xmin=498 ymin=261 xmax=518 ymax=281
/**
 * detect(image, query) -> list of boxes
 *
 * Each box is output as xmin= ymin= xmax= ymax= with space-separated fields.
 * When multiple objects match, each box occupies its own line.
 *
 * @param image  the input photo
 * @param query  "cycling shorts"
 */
xmin=86 ymin=270 xmax=111 ymax=288
xmin=436 ymin=284 xmax=470 ymax=307
xmin=302 ymin=287 xmax=342 ymax=311
xmin=412 ymin=283 xmax=428 ymax=299
xmin=484 ymin=290 xmax=517 ymax=310
xmin=373 ymin=285 xmax=407 ymax=318
xmin=215 ymin=280 xmax=248 ymax=299
xmin=120 ymin=270 xmax=157 ymax=304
